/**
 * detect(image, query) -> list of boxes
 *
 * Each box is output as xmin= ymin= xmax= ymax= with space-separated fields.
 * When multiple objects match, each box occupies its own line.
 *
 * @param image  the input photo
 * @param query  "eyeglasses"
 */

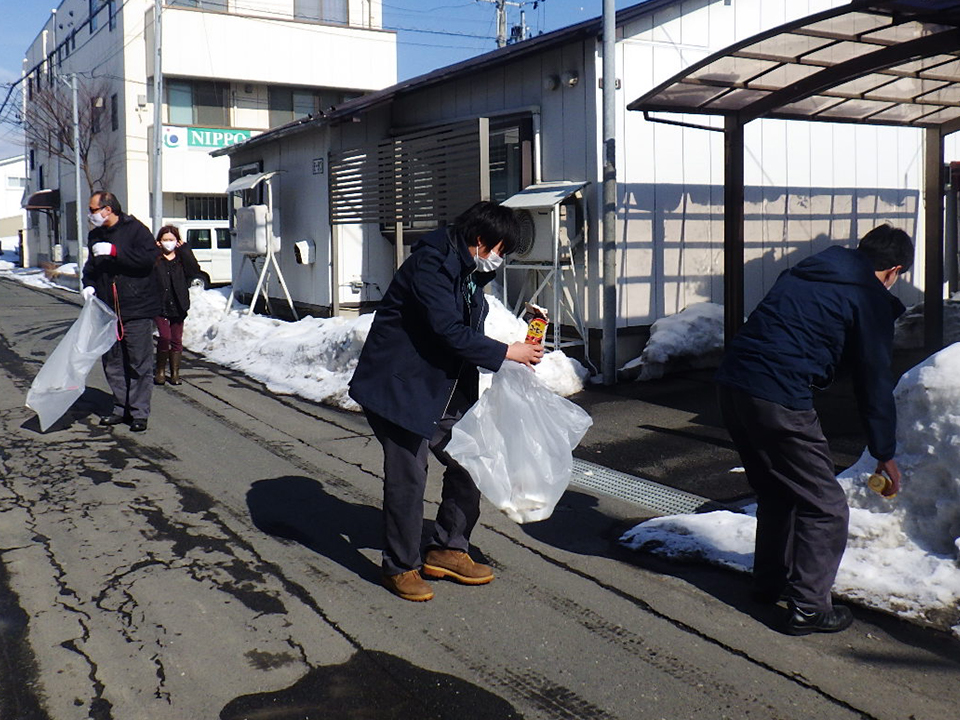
xmin=88 ymin=206 xmax=103 ymax=213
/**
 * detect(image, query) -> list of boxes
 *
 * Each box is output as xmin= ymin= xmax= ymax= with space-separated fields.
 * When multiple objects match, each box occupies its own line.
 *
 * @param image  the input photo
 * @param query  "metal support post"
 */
xmin=723 ymin=116 xmax=745 ymax=346
xmin=946 ymin=163 xmax=958 ymax=295
xmin=152 ymin=0 xmax=163 ymax=234
xmin=331 ymin=223 xmax=341 ymax=317
xmin=923 ymin=127 xmax=945 ymax=351
xmin=601 ymin=0 xmax=617 ymax=384
xmin=71 ymin=74 xmax=84 ymax=290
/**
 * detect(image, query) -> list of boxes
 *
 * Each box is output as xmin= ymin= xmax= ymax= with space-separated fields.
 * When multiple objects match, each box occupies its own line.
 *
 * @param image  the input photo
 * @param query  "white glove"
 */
xmin=91 ymin=242 xmax=115 ymax=257
xmin=81 ymin=286 xmax=96 ymax=300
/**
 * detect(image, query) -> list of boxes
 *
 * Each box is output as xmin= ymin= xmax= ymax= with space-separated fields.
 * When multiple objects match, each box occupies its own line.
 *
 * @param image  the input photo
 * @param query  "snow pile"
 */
xmin=620 ymin=302 xmax=724 ymax=381
xmin=0 ymin=262 xmax=66 ymax=291
xmin=183 ymin=288 xmax=373 ymax=410
xmin=622 ymin=295 xmax=960 ymax=380
xmin=181 ymin=289 xmax=588 ymax=411
xmin=622 ymin=342 xmax=960 ymax=636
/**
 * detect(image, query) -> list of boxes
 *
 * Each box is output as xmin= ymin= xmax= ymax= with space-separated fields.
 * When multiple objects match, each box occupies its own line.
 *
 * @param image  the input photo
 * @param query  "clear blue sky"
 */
xmin=0 ymin=0 xmax=634 ymax=160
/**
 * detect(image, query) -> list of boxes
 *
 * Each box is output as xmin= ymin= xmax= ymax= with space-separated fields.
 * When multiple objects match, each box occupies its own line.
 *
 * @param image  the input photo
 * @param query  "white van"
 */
xmin=178 ymin=222 xmax=233 ymax=287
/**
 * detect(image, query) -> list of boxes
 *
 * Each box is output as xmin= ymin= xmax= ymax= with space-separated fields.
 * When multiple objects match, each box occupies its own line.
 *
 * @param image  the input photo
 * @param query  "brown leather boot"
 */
xmin=169 ymin=351 xmax=182 ymax=385
xmin=382 ymin=569 xmax=434 ymax=601
xmin=422 ymin=549 xmax=494 ymax=585
xmin=154 ymin=350 xmax=168 ymax=385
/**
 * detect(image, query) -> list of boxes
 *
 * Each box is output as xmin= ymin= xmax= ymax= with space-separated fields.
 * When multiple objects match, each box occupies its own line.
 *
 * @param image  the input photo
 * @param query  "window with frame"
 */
xmin=167 ymin=81 xmax=193 ymax=125
xmin=108 ymin=0 xmax=116 ymax=30
xmin=91 ymin=98 xmax=103 ymax=134
xmin=185 ymin=195 xmax=228 ymax=221
xmin=89 ymin=0 xmax=99 ymax=33
xmin=166 ymin=80 xmax=230 ymax=127
xmin=294 ymin=0 xmax=347 ymax=23
xmin=195 ymin=81 xmax=230 ymax=126
xmin=111 ymin=94 xmax=119 ymax=131
xmin=489 ymin=116 xmax=533 ymax=202
xmin=268 ymin=86 xmax=319 ymax=127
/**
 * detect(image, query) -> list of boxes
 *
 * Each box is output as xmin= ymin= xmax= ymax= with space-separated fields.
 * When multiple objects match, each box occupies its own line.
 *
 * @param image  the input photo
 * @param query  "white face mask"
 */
xmin=161 ymin=240 xmax=177 ymax=252
xmin=475 ymin=250 xmax=503 ymax=273
xmin=88 ymin=210 xmax=106 ymax=227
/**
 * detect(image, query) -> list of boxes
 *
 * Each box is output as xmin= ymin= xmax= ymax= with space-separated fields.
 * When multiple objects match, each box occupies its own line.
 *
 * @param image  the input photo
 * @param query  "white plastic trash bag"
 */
xmin=446 ymin=362 xmax=593 ymax=523
xmin=26 ymin=295 xmax=118 ymax=431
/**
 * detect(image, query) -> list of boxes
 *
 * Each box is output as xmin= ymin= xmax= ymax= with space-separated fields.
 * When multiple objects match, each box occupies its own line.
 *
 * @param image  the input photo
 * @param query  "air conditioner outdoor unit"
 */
xmin=502 ymin=181 xmax=587 ymax=263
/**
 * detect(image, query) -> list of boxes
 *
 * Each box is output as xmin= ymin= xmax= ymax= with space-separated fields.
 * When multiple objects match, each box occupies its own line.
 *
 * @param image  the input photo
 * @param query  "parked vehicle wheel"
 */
xmin=191 ymin=273 xmax=211 ymax=290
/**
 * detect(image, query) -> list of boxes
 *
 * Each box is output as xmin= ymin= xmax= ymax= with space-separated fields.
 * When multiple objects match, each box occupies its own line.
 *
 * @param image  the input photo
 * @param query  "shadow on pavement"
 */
xmin=519 ymin=490 xmax=632 ymax=558
xmin=220 ymin=649 xmax=522 ymax=720
xmin=246 ymin=476 xmax=382 ymax=586
xmin=20 ymin=386 xmax=114 ymax=434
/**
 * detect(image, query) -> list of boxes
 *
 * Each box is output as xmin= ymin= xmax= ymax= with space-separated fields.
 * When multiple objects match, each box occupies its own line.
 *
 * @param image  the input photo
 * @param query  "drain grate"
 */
xmin=570 ymin=458 xmax=721 ymax=516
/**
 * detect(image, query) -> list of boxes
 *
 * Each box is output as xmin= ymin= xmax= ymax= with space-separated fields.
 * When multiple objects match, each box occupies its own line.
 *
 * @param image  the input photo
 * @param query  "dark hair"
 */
xmin=157 ymin=225 xmax=182 ymax=244
xmin=857 ymin=224 xmax=914 ymax=272
xmin=454 ymin=201 xmax=521 ymax=256
xmin=91 ymin=190 xmax=122 ymax=216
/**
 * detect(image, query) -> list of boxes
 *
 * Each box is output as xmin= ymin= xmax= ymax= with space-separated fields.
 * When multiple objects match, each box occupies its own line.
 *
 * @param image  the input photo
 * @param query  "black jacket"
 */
xmin=82 ymin=213 xmax=161 ymax=321
xmin=349 ymin=226 xmax=508 ymax=439
xmin=154 ymin=245 xmax=202 ymax=318
xmin=715 ymin=245 xmax=906 ymax=461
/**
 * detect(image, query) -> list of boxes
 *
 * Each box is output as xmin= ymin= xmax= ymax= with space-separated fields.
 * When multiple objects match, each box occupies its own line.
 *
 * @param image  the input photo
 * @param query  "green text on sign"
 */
xmin=188 ymin=128 xmax=251 ymax=148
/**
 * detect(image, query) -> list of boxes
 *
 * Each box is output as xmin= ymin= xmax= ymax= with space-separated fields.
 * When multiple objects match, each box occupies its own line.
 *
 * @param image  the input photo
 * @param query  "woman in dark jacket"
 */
xmin=152 ymin=225 xmax=201 ymax=385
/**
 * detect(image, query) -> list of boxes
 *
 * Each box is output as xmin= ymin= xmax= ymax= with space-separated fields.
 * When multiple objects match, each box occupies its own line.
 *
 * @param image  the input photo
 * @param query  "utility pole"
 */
xmin=152 ymin=0 xmax=163 ymax=234
xmin=477 ymin=0 xmax=537 ymax=48
xmin=52 ymin=6 xmax=85 ymax=290
xmin=56 ymin=72 xmax=85 ymax=292
xmin=601 ymin=0 xmax=617 ymax=384
xmin=71 ymin=74 xmax=83 ymax=291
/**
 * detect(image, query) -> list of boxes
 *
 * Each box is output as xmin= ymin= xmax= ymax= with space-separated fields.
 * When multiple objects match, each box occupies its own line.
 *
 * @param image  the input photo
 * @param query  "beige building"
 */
xmin=20 ymin=0 xmax=395 ymax=268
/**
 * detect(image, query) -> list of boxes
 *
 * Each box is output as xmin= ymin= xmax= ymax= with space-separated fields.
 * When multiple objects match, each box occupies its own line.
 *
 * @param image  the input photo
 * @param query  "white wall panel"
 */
xmin=161 ymin=9 xmax=395 ymax=90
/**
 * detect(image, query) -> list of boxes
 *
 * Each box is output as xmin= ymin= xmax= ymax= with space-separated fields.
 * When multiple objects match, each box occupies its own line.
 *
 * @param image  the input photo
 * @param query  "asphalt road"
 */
xmin=1 ymin=277 xmax=958 ymax=720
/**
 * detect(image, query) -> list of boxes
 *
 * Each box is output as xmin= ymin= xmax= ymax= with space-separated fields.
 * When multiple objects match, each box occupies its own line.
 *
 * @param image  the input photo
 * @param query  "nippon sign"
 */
xmin=163 ymin=126 xmax=253 ymax=150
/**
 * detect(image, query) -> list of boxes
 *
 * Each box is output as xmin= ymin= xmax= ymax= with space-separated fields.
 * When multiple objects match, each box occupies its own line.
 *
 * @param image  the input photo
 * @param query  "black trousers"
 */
xmin=718 ymin=385 xmax=849 ymax=612
xmin=102 ymin=317 xmax=155 ymax=421
xmin=365 ymin=403 xmax=480 ymax=577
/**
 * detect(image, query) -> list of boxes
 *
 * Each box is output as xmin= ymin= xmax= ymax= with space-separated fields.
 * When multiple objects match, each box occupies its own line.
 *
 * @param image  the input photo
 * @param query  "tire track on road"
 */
xmin=491 ymin=526 xmax=879 ymax=720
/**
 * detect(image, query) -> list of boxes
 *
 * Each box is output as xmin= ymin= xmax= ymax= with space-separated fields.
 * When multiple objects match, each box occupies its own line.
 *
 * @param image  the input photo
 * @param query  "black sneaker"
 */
xmin=129 ymin=419 xmax=148 ymax=433
xmin=784 ymin=604 xmax=853 ymax=636
xmin=99 ymin=414 xmax=127 ymax=427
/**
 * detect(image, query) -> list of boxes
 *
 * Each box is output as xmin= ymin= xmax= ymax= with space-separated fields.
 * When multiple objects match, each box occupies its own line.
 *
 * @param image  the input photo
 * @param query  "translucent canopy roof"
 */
xmin=627 ymin=0 xmax=960 ymax=131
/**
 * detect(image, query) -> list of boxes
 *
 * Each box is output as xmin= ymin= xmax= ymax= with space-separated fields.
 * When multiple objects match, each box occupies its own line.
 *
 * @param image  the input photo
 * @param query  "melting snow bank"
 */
xmin=182 ymin=288 xmax=588 ymax=411
xmin=619 ymin=297 xmax=960 ymax=381
xmin=620 ymin=303 xmax=725 ymax=381
xmin=622 ymin=342 xmax=960 ymax=638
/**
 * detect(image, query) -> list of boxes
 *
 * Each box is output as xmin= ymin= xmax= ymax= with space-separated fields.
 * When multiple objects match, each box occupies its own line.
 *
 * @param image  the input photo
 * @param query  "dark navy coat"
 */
xmin=349 ymin=226 xmax=508 ymax=439
xmin=82 ymin=213 xmax=161 ymax=321
xmin=715 ymin=245 xmax=905 ymax=461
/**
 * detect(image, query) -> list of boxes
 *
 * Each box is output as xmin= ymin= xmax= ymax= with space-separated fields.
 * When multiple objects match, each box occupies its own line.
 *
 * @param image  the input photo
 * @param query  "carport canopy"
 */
xmin=627 ymin=0 xmax=960 ymax=350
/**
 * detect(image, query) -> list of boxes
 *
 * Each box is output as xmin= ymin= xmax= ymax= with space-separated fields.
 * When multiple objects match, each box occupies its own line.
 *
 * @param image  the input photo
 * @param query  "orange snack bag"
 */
xmin=523 ymin=302 xmax=549 ymax=346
